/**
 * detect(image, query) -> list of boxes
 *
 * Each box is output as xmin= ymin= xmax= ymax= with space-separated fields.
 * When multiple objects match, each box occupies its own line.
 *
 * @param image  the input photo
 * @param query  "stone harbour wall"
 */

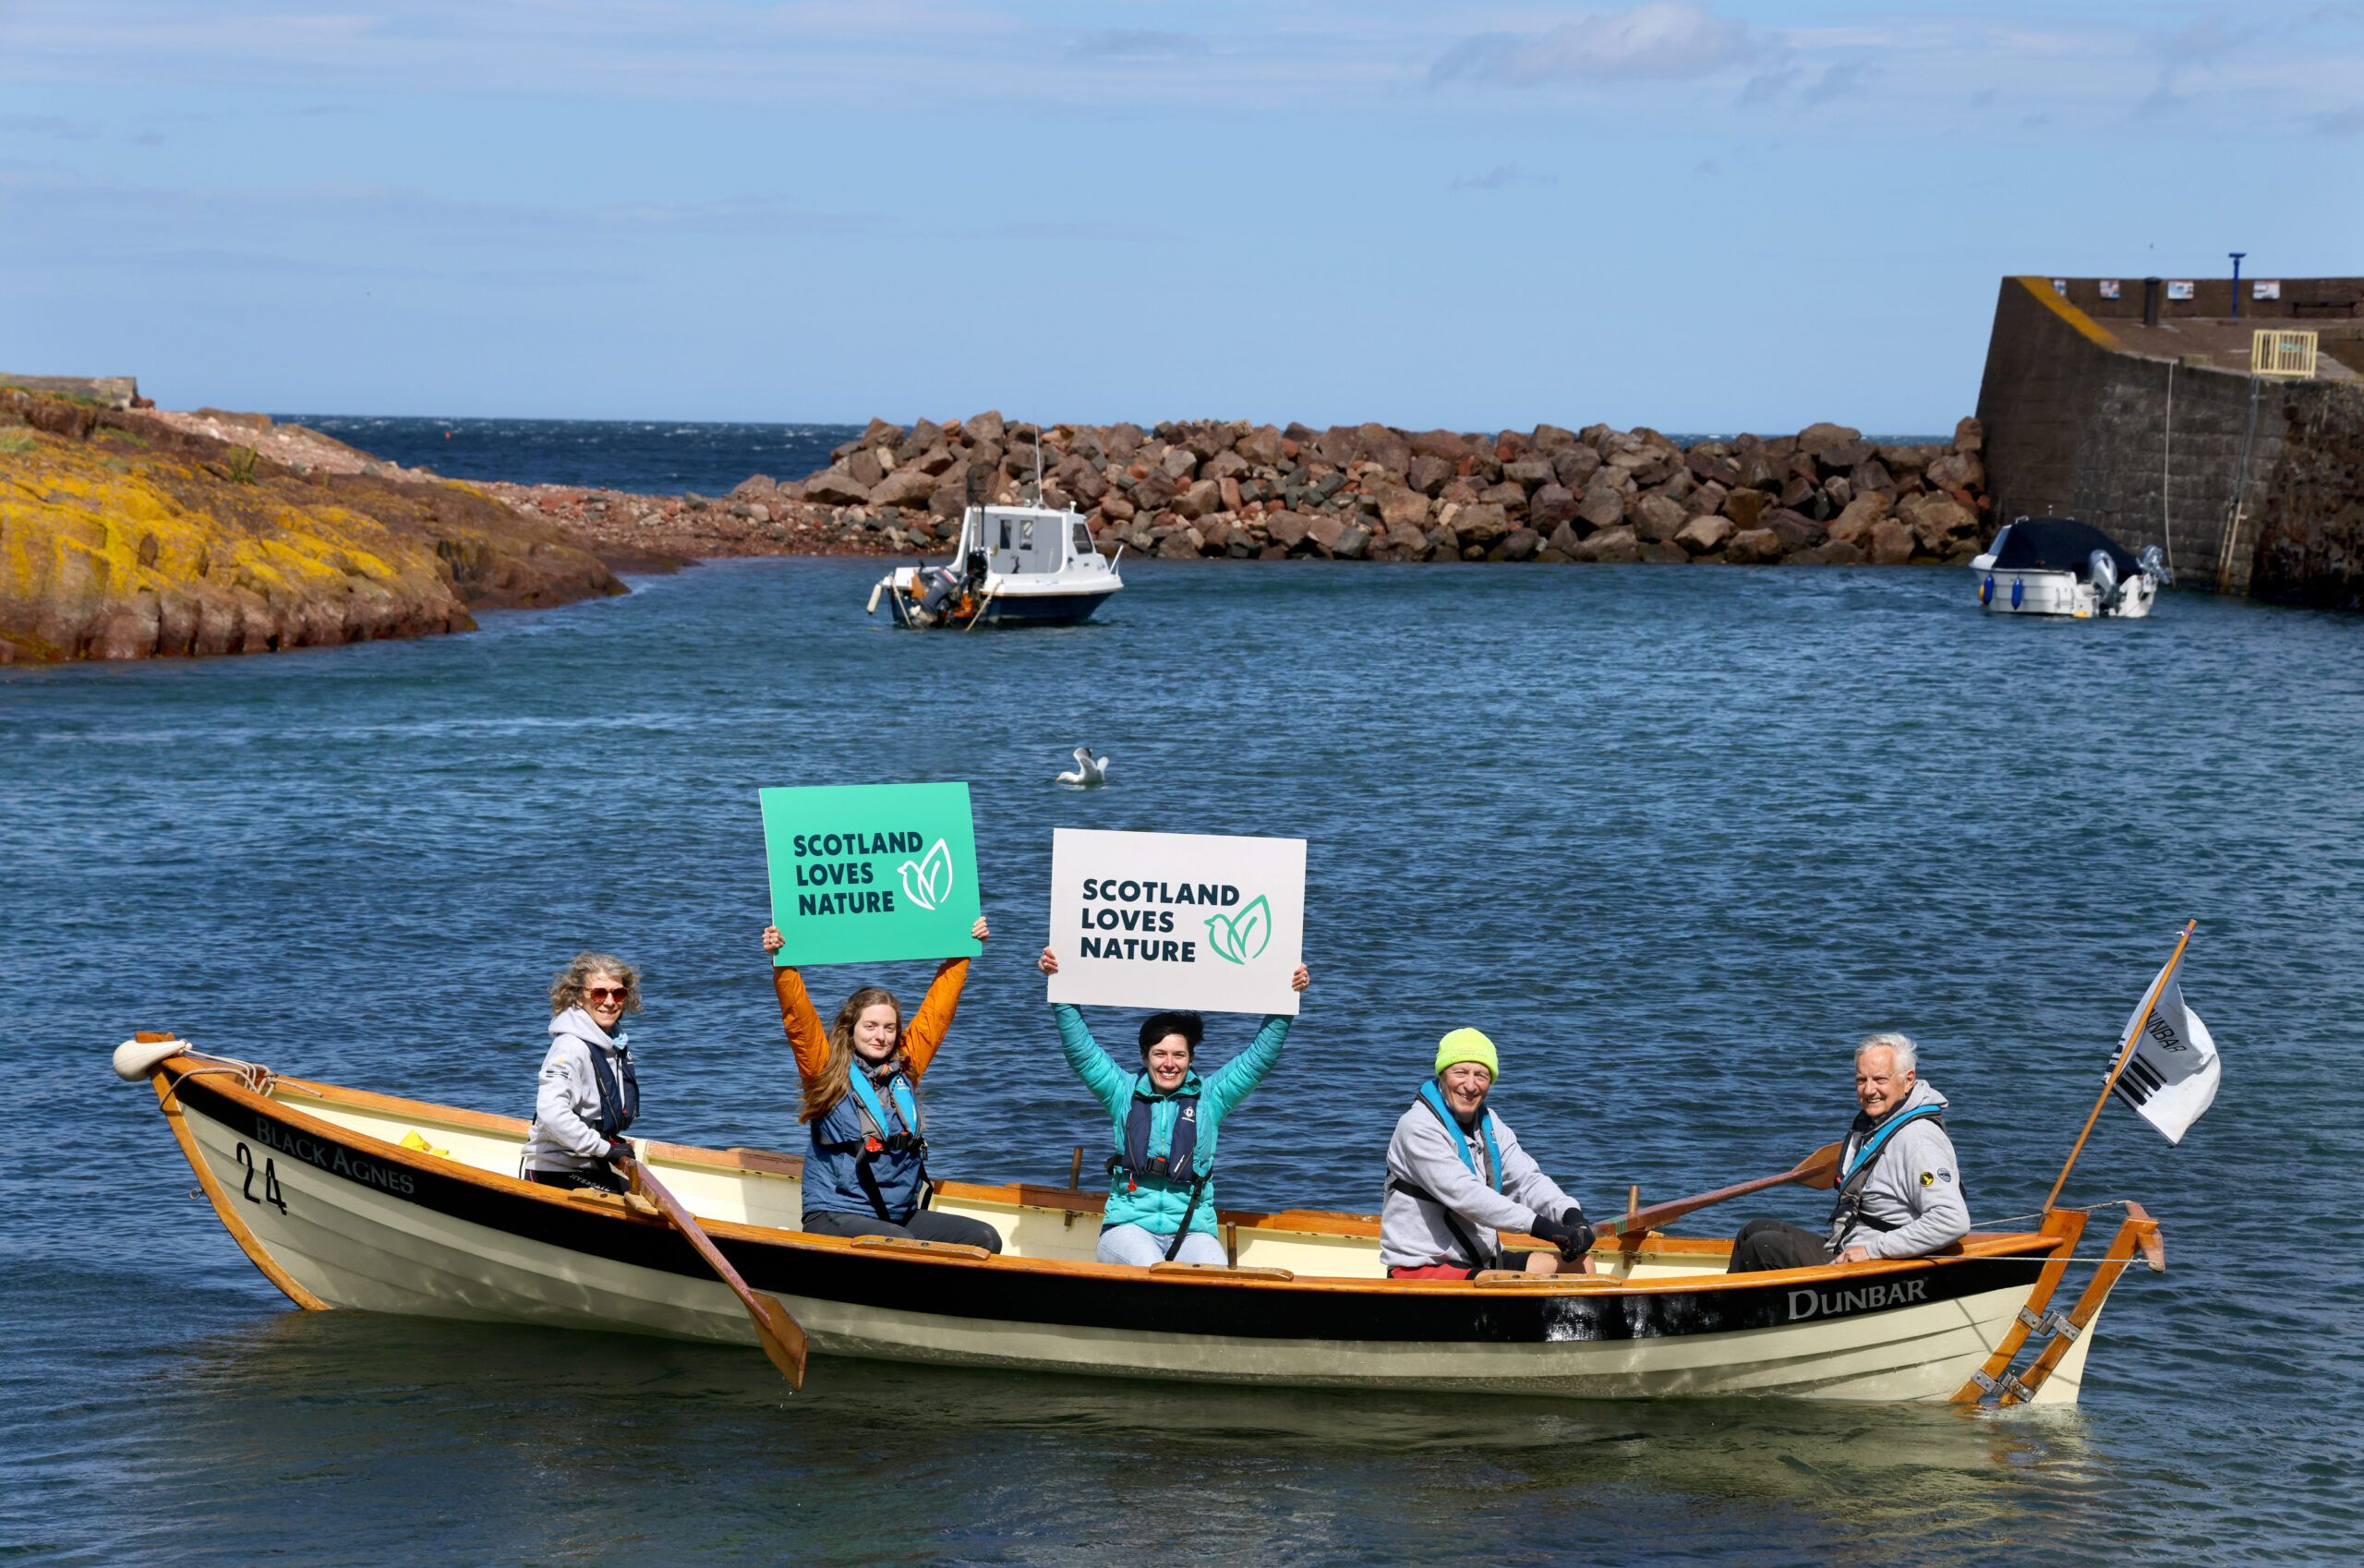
xmin=715 ymin=412 xmax=1996 ymax=567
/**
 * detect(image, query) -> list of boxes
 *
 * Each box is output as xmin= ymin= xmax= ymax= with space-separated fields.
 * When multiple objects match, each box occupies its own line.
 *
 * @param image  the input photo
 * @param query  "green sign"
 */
xmin=760 ymin=783 xmax=983 ymax=967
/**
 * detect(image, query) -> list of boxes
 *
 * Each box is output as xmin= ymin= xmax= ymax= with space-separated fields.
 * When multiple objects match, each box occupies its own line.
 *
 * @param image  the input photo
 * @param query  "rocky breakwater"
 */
xmin=745 ymin=412 xmax=1993 ymax=568
xmin=0 ymin=392 xmax=659 ymax=664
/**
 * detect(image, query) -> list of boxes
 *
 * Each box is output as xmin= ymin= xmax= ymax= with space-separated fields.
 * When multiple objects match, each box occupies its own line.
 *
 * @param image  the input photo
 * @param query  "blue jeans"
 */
xmin=1099 ymin=1223 xmax=1225 ymax=1266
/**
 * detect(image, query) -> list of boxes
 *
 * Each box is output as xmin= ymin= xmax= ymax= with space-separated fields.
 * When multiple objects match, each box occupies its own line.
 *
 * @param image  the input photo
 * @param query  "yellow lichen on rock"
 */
xmin=1 ymin=392 xmax=630 ymax=663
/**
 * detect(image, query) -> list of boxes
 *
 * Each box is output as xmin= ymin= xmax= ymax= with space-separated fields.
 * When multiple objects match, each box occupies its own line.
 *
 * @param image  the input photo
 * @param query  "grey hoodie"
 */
xmin=1836 ymin=1078 xmax=1969 ymax=1260
xmin=522 ymin=1007 xmax=634 ymax=1175
xmin=1380 ymin=1094 xmax=1578 ymax=1272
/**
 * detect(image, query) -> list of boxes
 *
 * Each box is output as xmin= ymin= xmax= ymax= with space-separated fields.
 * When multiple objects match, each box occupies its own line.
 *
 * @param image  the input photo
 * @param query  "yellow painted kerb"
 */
xmin=2014 ymin=276 xmax=2120 ymax=351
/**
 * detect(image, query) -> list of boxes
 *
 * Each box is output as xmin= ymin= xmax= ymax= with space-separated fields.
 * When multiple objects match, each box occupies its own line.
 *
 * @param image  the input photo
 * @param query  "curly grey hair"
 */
xmin=1855 ymin=1031 xmax=1917 ymax=1074
xmin=550 ymin=951 xmax=643 ymax=1017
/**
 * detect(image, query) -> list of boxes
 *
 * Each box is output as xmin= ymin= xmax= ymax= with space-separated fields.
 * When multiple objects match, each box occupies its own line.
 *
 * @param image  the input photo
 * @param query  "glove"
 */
xmin=604 ymin=1138 xmax=634 ymax=1164
xmin=1529 ymin=1211 xmax=1590 ymax=1258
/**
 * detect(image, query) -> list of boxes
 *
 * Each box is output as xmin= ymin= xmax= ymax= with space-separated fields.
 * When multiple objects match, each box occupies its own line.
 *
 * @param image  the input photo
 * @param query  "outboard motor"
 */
xmin=2088 ymin=549 xmax=2121 ymax=611
xmin=2137 ymin=544 xmax=2172 ymax=585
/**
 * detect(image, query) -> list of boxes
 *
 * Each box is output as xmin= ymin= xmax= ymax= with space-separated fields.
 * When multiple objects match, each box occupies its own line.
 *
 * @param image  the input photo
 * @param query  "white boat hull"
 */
xmin=140 ymin=1055 xmax=2147 ymax=1406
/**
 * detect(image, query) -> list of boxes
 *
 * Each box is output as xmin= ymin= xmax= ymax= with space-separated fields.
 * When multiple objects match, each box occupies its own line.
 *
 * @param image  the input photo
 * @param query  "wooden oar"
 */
xmin=1596 ymin=1141 xmax=1847 ymax=1242
xmin=615 ymin=1152 xmax=809 ymax=1392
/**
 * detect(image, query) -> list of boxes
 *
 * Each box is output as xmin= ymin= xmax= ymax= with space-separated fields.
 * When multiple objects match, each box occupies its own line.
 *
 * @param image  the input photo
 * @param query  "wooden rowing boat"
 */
xmin=119 ymin=1039 xmax=2163 ymax=1405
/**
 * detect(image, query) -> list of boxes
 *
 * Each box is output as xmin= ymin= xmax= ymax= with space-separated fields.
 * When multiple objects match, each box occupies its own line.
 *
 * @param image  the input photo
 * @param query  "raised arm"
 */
xmin=763 ymin=926 xmax=833 ymax=1090
xmin=901 ymin=916 xmax=986 ymax=1080
xmin=1041 ymin=947 xmax=1129 ymax=1116
xmin=1203 ymin=963 xmax=1309 ymax=1116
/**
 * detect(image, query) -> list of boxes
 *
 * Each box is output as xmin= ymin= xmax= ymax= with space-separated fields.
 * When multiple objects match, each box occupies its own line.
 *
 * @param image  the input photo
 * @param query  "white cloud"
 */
xmin=1431 ymin=3 xmax=1756 ymax=87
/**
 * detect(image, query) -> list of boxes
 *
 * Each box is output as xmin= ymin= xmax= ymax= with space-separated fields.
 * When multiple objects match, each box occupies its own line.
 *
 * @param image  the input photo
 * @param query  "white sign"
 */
xmin=1046 ymin=827 xmax=1306 ymax=1015
xmin=2108 ymin=968 xmax=2222 ymax=1145
xmin=2166 ymin=279 xmax=2195 ymax=301
xmin=2254 ymin=279 xmax=2280 ymax=300
xmin=2099 ymin=278 xmax=2121 ymax=300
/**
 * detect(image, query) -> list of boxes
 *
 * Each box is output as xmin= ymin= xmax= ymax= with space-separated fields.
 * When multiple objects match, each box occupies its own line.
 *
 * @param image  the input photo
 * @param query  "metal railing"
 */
xmin=2250 ymin=329 xmax=2319 ymax=379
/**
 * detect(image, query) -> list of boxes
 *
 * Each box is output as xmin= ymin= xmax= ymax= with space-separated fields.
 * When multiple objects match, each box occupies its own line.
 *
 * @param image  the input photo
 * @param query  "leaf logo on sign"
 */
xmin=1203 ymin=894 xmax=1272 ymax=965
xmin=898 ymin=838 xmax=955 ymax=911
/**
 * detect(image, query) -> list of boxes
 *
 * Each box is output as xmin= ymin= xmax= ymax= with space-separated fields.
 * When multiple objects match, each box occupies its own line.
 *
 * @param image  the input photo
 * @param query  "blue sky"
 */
xmin=4 ymin=2 xmax=2359 ymax=430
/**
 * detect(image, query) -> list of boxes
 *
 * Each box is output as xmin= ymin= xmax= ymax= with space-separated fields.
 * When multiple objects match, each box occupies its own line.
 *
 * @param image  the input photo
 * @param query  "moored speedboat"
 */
xmin=117 ymin=1038 xmax=2163 ymax=1406
xmin=867 ymin=502 xmax=1121 ymax=629
xmin=1972 ymin=515 xmax=2167 ymax=618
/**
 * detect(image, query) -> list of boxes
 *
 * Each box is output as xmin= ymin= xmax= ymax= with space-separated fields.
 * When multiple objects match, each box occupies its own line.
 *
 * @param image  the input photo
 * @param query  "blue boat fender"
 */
xmin=2010 ymin=577 xmax=2024 ymax=609
xmin=1981 ymin=574 xmax=1994 ymax=606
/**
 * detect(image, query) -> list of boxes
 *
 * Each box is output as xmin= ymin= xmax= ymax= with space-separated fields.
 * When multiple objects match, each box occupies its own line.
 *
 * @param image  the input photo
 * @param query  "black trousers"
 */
xmin=1726 ymin=1218 xmax=1834 ymax=1274
xmin=527 ymin=1164 xmax=629 ymax=1195
xmin=802 ymin=1206 xmax=1004 ymax=1254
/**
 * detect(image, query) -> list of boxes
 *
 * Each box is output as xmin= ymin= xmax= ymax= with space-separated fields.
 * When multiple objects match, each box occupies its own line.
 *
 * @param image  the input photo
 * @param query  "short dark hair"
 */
xmin=1139 ymin=1010 xmax=1203 ymax=1056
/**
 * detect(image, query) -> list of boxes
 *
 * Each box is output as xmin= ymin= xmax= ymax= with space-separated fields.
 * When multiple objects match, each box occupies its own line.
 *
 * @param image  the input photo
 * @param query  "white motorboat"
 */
xmin=867 ymin=502 xmax=1122 ymax=629
xmin=1972 ymin=516 xmax=2167 ymax=618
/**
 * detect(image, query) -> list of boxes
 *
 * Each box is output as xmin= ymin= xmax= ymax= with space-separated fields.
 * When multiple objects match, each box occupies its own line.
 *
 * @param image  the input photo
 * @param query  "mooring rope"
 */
xmin=156 ymin=1048 xmax=277 ymax=1110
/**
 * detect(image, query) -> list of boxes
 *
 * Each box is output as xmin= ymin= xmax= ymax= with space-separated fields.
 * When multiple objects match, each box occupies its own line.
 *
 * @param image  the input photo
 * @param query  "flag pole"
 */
xmin=2043 ymin=919 xmax=2197 ymax=1211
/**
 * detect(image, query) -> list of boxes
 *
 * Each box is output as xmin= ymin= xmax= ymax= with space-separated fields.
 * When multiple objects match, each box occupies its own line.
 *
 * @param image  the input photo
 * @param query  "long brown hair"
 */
xmin=798 ymin=985 xmax=907 ymax=1123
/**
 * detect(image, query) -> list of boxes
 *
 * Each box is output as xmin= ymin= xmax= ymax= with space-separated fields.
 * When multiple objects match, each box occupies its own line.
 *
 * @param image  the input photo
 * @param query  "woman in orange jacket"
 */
xmin=760 ymin=916 xmax=1003 ymax=1251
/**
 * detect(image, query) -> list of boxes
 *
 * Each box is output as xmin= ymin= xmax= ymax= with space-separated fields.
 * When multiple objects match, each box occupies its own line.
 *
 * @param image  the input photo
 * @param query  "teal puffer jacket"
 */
xmin=1053 ymin=1002 xmax=1293 ymax=1237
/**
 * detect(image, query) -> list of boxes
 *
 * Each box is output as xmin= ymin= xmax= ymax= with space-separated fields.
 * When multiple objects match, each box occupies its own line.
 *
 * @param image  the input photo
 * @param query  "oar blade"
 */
xmin=752 ymin=1291 xmax=810 ymax=1391
xmin=1795 ymin=1141 xmax=1845 ymax=1191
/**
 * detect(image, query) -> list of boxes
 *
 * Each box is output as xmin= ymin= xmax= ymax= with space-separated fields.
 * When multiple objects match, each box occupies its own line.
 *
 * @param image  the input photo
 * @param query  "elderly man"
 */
xmin=1381 ymin=1030 xmax=1596 ymax=1278
xmin=1726 ymin=1031 xmax=1968 ymax=1273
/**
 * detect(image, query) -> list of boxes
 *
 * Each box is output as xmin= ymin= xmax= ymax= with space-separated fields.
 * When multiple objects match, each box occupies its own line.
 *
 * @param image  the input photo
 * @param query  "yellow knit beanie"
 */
xmin=1434 ymin=1028 xmax=1500 ymax=1083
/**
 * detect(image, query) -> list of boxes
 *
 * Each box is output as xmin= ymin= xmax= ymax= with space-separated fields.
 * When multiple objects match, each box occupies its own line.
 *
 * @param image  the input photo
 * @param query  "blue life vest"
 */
xmin=1110 ymin=1077 xmax=1202 ymax=1191
xmin=1417 ymin=1079 xmax=1502 ymax=1192
xmin=1826 ymin=1102 xmax=1947 ymax=1248
xmin=805 ymin=1065 xmax=928 ymax=1224
xmin=584 ymin=1042 xmax=638 ymax=1140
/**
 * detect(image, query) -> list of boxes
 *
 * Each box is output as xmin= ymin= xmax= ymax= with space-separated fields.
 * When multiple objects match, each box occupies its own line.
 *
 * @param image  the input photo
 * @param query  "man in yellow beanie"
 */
xmin=1379 ymin=1029 xmax=1596 ymax=1278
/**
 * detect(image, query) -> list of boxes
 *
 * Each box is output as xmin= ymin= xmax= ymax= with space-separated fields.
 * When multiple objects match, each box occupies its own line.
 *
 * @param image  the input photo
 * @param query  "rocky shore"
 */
xmin=507 ymin=413 xmax=1994 ymax=568
xmin=0 ymin=392 xmax=668 ymax=664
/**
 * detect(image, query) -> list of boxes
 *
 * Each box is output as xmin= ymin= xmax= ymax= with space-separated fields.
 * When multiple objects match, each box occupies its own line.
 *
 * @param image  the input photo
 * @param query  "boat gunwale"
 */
xmin=153 ymin=1051 xmax=2077 ymax=1300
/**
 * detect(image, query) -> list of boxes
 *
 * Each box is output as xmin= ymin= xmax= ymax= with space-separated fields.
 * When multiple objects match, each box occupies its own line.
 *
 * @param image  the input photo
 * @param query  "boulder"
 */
xmin=1640 ymin=541 xmax=1689 ymax=564
xmin=1501 ymin=527 xmax=1539 ymax=561
xmin=1552 ymin=445 xmax=1603 ymax=490
xmin=1313 ymin=426 xmax=1362 ymax=467
xmin=1528 ymin=483 xmax=1578 ymax=533
xmin=964 ymin=410 xmax=1006 ymax=445
xmin=860 ymin=417 xmax=905 ymax=447
xmin=1306 ymin=514 xmax=1349 ymax=555
xmin=1686 ymin=447 xmax=1741 ymax=486
xmin=1386 ymin=520 xmax=1430 ymax=555
xmin=914 ymin=445 xmax=959 ymax=477
xmin=869 ymin=466 xmax=935 ymax=508
xmin=1407 ymin=453 xmax=1455 ymax=496
xmin=1723 ymin=527 xmax=1784 ymax=565
xmin=1173 ymin=478 xmax=1222 ymax=520
xmin=1850 ymin=457 xmax=1894 ymax=493
xmin=1925 ymin=452 xmax=1984 ymax=492
xmin=847 ymin=448 xmax=885 ymax=487
xmin=1723 ymin=488 xmax=1773 ymax=527
xmin=1268 ymin=513 xmax=1312 ymax=550
xmin=1357 ymin=424 xmax=1412 ymax=476
xmin=1453 ymin=502 xmax=1511 ymax=545
xmin=1377 ymin=486 xmax=1430 ymax=528
xmin=805 ymin=466 xmax=872 ymax=506
xmin=1791 ymin=539 xmax=1869 ymax=566
xmin=1954 ymin=416 xmax=1984 ymax=452
xmin=1900 ymin=492 xmax=1979 ymax=552
xmin=1691 ymin=479 xmax=1729 ymax=517
xmin=1762 ymin=508 xmax=1823 ymax=550
xmin=1577 ymin=482 xmax=1625 ymax=529
xmin=1159 ymin=445 xmax=1199 ymax=479
xmin=1101 ymin=493 xmax=1136 ymax=523
xmin=1156 ymin=526 xmax=1203 ymax=560
xmin=1675 ymin=514 xmax=1734 ymax=555
xmin=1530 ymin=423 xmax=1578 ymax=454
xmin=1333 ymin=523 xmax=1372 ymax=561
xmin=1827 ymin=493 xmax=1889 ymax=547
xmin=1131 ymin=468 xmax=1179 ymax=511
xmin=1796 ymin=421 xmax=1861 ymax=459
xmin=1631 ymin=492 xmax=1687 ymax=543
xmin=1204 ymin=448 xmax=1250 ymax=482
xmin=1867 ymin=518 xmax=1915 ymax=565
xmin=1407 ymin=428 xmax=1471 ymax=462
xmin=1478 ymin=480 xmax=1526 ymax=509
xmin=1548 ymin=520 xmax=1585 ymax=556
xmin=1502 ymin=458 xmax=1556 ymax=492
xmin=1236 ymin=426 xmax=1285 ymax=466
xmin=1576 ymin=525 xmax=1639 ymax=563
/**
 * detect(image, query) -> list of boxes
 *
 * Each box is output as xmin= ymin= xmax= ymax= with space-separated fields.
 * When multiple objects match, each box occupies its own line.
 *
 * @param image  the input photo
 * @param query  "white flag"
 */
xmin=2107 ymin=966 xmax=2221 ymax=1144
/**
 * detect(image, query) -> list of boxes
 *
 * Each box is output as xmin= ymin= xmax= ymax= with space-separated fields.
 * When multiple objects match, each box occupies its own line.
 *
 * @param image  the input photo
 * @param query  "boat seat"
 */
xmin=848 ymin=1236 xmax=994 ymax=1261
xmin=1146 ymin=1261 xmax=1294 ymax=1282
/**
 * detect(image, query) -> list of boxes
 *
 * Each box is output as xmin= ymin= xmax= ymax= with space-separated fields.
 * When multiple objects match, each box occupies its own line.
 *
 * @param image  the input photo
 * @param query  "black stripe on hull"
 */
xmin=179 ymin=1080 xmax=2037 ymax=1346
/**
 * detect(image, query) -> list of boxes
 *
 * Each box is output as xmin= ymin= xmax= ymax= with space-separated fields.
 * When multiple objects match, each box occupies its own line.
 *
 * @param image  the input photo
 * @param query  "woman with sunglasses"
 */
xmin=760 ymin=916 xmax=1004 ymax=1252
xmin=522 ymin=951 xmax=645 ymax=1194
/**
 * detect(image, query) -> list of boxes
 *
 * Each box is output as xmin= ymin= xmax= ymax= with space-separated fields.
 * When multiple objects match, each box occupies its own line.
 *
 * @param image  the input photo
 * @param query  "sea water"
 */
xmin=4 ymin=560 xmax=2358 ymax=1565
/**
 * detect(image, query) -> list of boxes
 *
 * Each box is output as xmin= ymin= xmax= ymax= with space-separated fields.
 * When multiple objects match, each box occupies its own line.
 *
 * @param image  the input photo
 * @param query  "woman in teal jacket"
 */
xmin=1038 ymin=947 xmax=1310 ymax=1266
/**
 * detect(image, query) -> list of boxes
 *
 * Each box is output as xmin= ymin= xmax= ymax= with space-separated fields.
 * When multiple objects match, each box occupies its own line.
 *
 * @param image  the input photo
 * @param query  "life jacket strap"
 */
xmin=1387 ymin=1175 xmax=1497 ymax=1272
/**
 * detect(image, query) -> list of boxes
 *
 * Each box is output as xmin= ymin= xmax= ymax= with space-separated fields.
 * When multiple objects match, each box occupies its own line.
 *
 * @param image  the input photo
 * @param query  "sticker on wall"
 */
xmin=2166 ymin=280 xmax=2195 ymax=301
xmin=2052 ymin=279 xmax=2068 ymax=296
xmin=2254 ymin=280 xmax=2281 ymax=300
xmin=2099 ymin=279 xmax=2121 ymax=300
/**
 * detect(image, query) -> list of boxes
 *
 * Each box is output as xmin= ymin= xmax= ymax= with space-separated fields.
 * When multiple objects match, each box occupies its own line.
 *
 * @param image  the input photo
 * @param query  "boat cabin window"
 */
xmin=987 ymin=513 xmax=1066 ymax=576
xmin=1071 ymin=521 xmax=1094 ymax=559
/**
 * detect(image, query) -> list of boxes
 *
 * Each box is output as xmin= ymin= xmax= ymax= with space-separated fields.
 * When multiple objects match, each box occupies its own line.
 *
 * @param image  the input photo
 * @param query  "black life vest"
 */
xmin=1826 ymin=1102 xmax=1946 ymax=1248
xmin=584 ymin=1042 xmax=638 ymax=1140
xmin=1109 ymin=1078 xmax=1200 ymax=1191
